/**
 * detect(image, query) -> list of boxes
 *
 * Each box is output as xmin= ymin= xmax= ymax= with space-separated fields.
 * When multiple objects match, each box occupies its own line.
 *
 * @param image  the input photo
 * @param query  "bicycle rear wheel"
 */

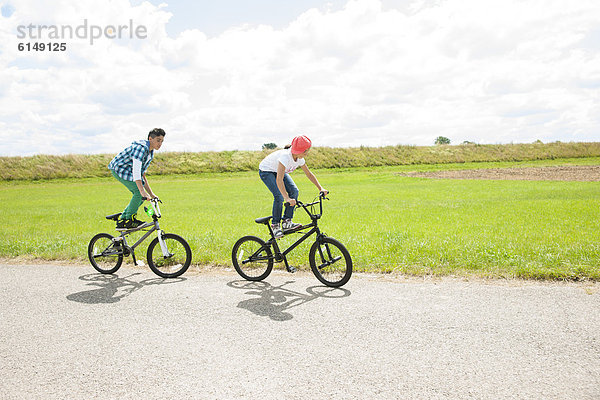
xmin=147 ymin=233 xmax=192 ymax=278
xmin=88 ymin=233 xmax=123 ymax=274
xmin=232 ymin=235 xmax=273 ymax=281
xmin=309 ymin=237 xmax=352 ymax=287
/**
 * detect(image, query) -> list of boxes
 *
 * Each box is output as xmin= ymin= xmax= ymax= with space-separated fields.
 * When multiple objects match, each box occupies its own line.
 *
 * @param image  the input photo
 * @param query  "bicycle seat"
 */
xmin=105 ymin=213 xmax=122 ymax=221
xmin=255 ymin=216 xmax=271 ymax=224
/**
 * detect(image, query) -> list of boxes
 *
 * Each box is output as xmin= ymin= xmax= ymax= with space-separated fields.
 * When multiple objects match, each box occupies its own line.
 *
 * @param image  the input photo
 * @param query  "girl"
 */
xmin=258 ymin=135 xmax=328 ymax=238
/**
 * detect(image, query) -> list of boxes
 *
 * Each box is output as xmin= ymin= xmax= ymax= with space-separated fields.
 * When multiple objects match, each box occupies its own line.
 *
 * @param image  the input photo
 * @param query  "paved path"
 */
xmin=1 ymin=263 xmax=599 ymax=399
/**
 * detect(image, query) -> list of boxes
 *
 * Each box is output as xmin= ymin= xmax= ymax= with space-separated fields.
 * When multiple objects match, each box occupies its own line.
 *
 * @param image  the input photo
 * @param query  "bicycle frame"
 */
xmin=112 ymin=199 xmax=171 ymax=264
xmin=270 ymin=225 xmax=321 ymax=260
xmin=244 ymin=194 xmax=328 ymax=269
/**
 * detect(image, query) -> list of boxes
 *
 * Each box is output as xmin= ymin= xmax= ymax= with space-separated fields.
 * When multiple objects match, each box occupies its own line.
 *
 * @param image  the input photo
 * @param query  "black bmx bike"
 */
xmin=87 ymin=198 xmax=192 ymax=278
xmin=232 ymin=193 xmax=352 ymax=287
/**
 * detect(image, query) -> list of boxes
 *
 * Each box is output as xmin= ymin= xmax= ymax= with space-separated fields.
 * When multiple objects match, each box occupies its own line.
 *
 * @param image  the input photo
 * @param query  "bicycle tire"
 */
xmin=88 ymin=233 xmax=123 ymax=274
xmin=147 ymin=233 xmax=192 ymax=278
xmin=232 ymin=235 xmax=273 ymax=281
xmin=309 ymin=236 xmax=352 ymax=287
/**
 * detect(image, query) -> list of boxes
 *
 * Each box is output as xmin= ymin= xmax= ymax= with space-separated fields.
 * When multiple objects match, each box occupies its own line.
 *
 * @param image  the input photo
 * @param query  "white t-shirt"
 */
xmin=259 ymin=149 xmax=306 ymax=173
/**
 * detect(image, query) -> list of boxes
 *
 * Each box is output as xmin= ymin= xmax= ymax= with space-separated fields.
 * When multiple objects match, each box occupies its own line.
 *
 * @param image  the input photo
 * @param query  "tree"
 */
xmin=434 ymin=136 xmax=451 ymax=145
xmin=262 ymin=143 xmax=277 ymax=150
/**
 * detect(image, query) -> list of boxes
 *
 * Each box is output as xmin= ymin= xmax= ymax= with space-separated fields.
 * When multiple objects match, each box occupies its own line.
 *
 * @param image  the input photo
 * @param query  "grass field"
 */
xmin=1 ymin=158 xmax=599 ymax=280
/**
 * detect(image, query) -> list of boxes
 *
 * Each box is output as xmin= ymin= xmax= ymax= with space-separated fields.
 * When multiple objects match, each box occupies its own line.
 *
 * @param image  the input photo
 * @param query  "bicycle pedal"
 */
xmin=286 ymin=266 xmax=297 ymax=273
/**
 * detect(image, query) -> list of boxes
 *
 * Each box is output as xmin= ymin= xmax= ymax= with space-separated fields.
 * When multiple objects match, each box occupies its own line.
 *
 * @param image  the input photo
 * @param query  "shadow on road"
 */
xmin=227 ymin=280 xmax=351 ymax=321
xmin=66 ymin=273 xmax=186 ymax=304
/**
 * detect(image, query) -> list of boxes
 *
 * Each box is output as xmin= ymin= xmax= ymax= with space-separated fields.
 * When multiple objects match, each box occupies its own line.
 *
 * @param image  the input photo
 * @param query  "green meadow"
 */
xmin=1 ymin=157 xmax=598 ymax=280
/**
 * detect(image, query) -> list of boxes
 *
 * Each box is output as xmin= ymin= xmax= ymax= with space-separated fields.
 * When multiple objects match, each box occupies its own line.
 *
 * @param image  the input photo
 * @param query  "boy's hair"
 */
xmin=148 ymin=128 xmax=166 ymax=139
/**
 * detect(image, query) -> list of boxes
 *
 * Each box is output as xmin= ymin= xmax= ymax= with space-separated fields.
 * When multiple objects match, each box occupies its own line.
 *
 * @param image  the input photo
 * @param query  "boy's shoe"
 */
xmin=116 ymin=217 xmax=144 ymax=230
xmin=116 ymin=218 xmax=128 ymax=230
xmin=271 ymin=223 xmax=283 ymax=239
xmin=282 ymin=219 xmax=302 ymax=232
xmin=131 ymin=214 xmax=146 ymax=226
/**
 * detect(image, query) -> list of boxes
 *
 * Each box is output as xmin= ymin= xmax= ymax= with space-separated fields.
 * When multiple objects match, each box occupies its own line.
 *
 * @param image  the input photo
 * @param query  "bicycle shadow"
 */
xmin=66 ymin=273 xmax=186 ymax=304
xmin=227 ymin=280 xmax=351 ymax=321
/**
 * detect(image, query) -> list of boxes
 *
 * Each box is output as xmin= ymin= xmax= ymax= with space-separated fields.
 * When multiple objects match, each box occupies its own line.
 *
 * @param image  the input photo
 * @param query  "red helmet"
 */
xmin=290 ymin=135 xmax=312 ymax=155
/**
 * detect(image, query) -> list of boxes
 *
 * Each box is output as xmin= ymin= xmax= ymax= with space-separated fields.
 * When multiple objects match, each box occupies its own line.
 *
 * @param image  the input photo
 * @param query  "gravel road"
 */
xmin=1 ymin=263 xmax=598 ymax=399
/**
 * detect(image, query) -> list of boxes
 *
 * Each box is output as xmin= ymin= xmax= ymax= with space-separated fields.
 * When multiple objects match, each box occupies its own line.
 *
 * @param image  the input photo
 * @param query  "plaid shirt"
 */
xmin=108 ymin=140 xmax=154 ymax=181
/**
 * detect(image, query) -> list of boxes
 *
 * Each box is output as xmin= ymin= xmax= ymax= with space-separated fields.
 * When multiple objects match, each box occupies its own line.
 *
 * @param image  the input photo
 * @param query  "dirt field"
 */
xmin=400 ymin=165 xmax=600 ymax=181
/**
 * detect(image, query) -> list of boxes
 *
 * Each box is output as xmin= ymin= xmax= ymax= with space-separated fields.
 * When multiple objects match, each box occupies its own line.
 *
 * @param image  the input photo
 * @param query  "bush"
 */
xmin=262 ymin=143 xmax=277 ymax=150
xmin=435 ymin=136 xmax=451 ymax=145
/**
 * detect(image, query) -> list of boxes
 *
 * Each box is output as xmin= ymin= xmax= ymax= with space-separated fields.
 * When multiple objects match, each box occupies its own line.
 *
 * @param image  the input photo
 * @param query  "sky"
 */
xmin=0 ymin=0 xmax=598 ymax=156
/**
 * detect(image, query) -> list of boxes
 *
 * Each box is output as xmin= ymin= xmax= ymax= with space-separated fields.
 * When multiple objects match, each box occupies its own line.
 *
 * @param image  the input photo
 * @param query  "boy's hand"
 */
xmin=320 ymin=188 xmax=329 ymax=196
xmin=285 ymin=198 xmax=297 ymax=206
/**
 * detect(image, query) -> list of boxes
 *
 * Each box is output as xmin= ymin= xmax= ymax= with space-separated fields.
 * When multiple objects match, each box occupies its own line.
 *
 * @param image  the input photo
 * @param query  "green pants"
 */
xmin=111 ymin=171 xmax=143 ymax=220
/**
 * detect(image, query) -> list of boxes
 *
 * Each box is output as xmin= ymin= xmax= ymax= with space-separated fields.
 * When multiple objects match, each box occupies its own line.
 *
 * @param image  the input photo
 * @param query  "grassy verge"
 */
xmin=1 ymin=159 xmax=598 ymax=280
xmin=2 ymin=141 xmax=599 ymax=180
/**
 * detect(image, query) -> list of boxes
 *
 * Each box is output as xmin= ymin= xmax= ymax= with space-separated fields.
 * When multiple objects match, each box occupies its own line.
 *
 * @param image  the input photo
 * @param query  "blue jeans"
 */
xmin=259 ymin=170 xmax=299 ymax=225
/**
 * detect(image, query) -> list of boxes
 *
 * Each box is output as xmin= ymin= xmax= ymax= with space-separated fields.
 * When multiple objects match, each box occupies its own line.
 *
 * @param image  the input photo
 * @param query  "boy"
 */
xmin=108 ymin=128 xmax=165 ymax=230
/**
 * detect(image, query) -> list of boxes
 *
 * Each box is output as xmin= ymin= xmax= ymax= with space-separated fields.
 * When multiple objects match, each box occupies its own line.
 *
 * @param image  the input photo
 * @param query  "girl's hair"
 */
xmin=284 ymin=144 xmax=291 ymax=149
xmin=148 ymin=128 xmax=166 ymax=139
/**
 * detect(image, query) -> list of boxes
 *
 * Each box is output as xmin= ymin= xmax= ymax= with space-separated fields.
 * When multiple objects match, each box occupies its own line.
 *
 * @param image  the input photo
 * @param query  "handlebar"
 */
xmin=284 ymin=191 xmax=329 ymax=208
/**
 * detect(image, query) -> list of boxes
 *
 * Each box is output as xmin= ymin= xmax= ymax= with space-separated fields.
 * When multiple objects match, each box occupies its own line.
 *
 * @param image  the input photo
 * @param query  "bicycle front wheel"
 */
xmin=232 ymin=235 xmax=273 ymax=281
xmin=147 ymin=233 xmax=192 ymax=278
xmin=88 ymin=233 xmax=123 ymax=274
xmin=309 ymin=237 xmax=352 ymax=287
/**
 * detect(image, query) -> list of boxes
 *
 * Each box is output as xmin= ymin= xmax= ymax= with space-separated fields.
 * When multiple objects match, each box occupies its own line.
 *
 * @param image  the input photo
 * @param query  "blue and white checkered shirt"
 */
xmin=108 ymin=140 xmax=154 ymax=181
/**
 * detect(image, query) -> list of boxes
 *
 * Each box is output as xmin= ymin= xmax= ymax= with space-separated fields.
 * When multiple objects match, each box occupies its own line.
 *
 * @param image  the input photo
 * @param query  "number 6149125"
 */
xmin=18 ymin=42 xmax=66 ymax=51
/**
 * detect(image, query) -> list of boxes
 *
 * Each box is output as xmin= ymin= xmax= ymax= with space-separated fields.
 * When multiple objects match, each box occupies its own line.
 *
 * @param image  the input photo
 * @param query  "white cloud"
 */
xmin=0 ymin=0 xmax=599 ymax=156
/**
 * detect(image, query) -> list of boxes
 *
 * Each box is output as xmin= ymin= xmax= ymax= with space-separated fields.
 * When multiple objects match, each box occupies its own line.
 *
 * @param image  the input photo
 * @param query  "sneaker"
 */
xmin=271 ymin=223 xmax=283 ymax=239
xmin=116 ymin=217 xmax=144 ymax=230
xmin=282 ymin=219 xmax=302 ymax=232
xmin=116 ymin=218 xmax=128 ymax=230
xmin=131 ymin=214 xmax=146 ymax=226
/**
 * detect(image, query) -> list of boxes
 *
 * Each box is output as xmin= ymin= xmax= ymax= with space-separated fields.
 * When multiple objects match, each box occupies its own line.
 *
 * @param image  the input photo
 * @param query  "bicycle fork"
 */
xmin=156 ymin=229 xmax=173 ymax=258
xmin=315 ymin=235 xmax=342 ymax=269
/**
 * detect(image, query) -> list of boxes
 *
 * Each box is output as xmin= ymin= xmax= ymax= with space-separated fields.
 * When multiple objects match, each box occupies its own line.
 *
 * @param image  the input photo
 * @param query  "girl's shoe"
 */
xmin=282 ymin=219 xmax=302 ymax=231
xmin=271 ymin=223 xmax=283 ymax=238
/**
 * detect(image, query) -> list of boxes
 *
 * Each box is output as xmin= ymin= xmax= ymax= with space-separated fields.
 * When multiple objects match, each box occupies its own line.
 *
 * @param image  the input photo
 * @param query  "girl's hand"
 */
xmin=320 ymin=188 xmax=329 ymax=196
